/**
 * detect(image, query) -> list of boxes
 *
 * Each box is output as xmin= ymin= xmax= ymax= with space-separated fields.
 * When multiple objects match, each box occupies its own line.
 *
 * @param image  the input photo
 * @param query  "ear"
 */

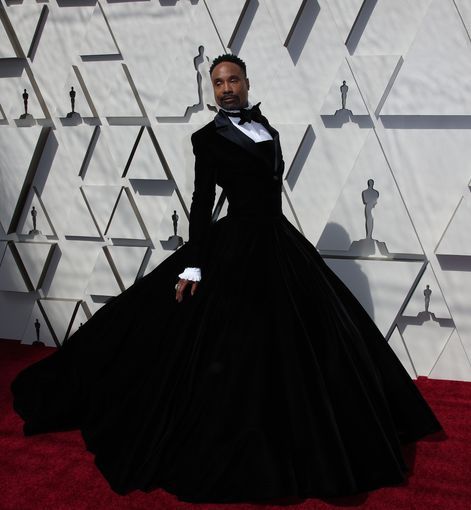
xmin=246 ymin=77 xmax=250 ymax=90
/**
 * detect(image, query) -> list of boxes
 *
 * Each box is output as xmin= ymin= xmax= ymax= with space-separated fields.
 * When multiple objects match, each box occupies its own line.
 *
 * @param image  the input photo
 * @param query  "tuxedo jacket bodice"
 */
xmin=184 ymin=112 xmax=285 ymax=268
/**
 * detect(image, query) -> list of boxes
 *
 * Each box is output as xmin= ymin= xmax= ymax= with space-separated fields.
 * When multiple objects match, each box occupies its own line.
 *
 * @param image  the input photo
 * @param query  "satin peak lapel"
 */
xmin=214 ymin=112 xmax=262 ymax=162
xmin=214 ymin=111 xmax=283 ymax=179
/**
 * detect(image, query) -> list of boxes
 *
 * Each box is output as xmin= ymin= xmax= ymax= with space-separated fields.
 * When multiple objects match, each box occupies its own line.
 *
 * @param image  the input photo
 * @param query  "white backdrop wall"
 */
xmin=1 ymin=0 xmax=471 ymax=381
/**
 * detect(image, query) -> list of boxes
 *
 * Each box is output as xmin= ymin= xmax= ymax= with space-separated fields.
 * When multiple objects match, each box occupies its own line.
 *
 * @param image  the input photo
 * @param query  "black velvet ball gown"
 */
xmin=11 ymin=114 xmax=442 ymax=504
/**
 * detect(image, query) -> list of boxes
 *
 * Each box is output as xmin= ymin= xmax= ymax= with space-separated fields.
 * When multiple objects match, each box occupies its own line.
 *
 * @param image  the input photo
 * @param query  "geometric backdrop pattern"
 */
xmin=1 ymin=0 xmax=471 ymax=381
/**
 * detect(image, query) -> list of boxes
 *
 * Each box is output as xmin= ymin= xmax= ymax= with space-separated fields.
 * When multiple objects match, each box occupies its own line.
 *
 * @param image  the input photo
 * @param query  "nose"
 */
xmin=222 ymin=80 xmax=232 ymax=93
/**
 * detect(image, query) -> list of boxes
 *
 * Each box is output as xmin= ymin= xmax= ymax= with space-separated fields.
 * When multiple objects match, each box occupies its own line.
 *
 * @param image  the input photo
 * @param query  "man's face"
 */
xmin=211 ymin=61 xmax=250 ymax=110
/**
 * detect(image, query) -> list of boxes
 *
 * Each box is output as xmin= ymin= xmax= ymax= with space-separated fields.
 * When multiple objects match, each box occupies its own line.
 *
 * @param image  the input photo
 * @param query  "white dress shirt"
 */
xmin=222 ymin=102 xmax=273 ymax=142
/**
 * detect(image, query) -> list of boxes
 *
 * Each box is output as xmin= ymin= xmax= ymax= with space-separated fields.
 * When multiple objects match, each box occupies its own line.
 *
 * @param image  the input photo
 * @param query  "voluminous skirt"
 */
xmin=11 ymin=213 xmax=442 ymax=503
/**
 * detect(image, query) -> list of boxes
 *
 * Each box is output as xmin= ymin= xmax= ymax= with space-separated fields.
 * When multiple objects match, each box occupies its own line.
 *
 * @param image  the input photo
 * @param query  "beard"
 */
xmin=218 ymin=94 xmax=249 ymax=111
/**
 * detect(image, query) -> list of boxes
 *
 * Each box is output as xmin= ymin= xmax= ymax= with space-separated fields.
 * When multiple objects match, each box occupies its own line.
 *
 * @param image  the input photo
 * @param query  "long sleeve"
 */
xmin=183 ymin=132 xmax=217 ymax=270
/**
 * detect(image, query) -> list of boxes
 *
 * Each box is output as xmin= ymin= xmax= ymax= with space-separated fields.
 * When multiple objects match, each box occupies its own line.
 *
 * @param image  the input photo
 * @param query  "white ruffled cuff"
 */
xmin=178 ymin=267 xmax=201 ymax=281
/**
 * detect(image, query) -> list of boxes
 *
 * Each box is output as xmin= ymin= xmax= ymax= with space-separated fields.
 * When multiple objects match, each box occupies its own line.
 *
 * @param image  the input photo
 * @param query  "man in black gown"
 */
xmin=11 ymin=53 xmax=443 ymax=504
xmin=175 ymin=53 xmax=282 ymax=302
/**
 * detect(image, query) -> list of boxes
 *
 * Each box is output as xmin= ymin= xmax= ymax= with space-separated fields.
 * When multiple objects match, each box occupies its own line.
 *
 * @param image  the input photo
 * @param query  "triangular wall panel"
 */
xmin=429 ymin=329 xmax=471 ymax=381
xmin=15 ymin=242 xmax=55 ymax=290
xmin=0 ymin=244 xmax=29 ymax=292
xmin=382 ymin=0 xmax=471 ymax=114
xmin=80 ymin=2 xmax=120 ymax=58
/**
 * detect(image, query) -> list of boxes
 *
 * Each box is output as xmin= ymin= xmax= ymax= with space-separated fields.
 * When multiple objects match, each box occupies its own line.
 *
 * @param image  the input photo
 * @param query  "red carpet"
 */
xmin=1 ymin=339 xmax=469 ymax=510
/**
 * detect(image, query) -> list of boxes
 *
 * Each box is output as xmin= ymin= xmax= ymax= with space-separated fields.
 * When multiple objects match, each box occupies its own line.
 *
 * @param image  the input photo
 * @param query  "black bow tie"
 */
xmin=224 ymin=102 xmax=264 ymax=125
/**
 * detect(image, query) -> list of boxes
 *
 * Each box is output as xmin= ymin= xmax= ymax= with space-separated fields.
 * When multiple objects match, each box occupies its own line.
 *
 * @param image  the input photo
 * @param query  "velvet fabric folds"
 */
xmin=10 ymin=211 xmax=442 ymax=502
xmin=11 ymin=122 xmax=442 ymax=503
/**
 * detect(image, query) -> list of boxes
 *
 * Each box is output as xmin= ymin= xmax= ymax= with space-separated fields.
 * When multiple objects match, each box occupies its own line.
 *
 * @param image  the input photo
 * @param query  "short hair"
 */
xmin=209 ymin=54 xmax=247 ymax=76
